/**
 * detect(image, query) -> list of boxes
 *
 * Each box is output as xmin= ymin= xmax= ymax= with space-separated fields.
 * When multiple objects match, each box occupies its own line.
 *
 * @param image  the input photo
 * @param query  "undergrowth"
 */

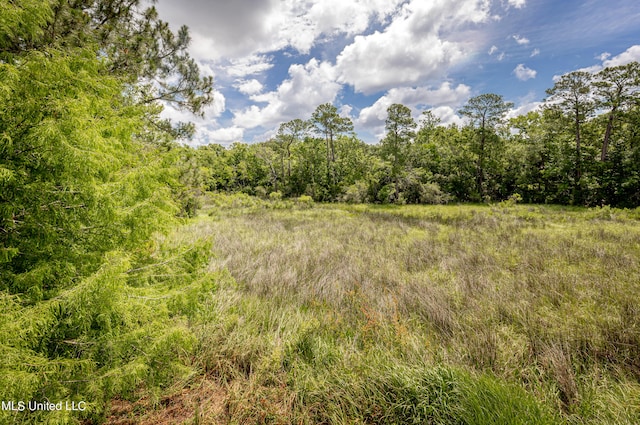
xmin=0 ymin=232 xmax=218 ymax=424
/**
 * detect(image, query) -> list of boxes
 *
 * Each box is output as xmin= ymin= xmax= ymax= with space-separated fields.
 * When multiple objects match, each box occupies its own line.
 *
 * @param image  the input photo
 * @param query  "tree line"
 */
xmin=195 ymin=62 xmax=640 ymax=207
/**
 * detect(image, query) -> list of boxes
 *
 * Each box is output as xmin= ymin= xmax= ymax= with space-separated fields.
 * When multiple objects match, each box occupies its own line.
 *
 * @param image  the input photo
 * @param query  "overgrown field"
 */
xmin=165 ymin=195 xmax=640 ymax=424
xmin=5 ymin=195 xmax=640 ymax=424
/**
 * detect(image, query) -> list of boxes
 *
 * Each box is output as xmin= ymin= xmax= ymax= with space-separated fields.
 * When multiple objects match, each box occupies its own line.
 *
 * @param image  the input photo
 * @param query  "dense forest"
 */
xmin=195 ymin=66 xmax=640 ymax=207
xmin=2 ymin=0 xmax=640 ymax=424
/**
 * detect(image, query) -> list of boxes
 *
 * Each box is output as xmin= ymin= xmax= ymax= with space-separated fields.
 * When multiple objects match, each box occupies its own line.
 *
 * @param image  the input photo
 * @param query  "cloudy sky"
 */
xmin=155 ymin=0 xmax=640 ymax=145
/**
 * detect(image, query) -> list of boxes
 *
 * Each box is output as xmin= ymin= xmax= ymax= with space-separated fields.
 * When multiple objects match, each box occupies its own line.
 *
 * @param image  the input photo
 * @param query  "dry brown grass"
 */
xmin=105 ymin=379 xmax=227 ymax=425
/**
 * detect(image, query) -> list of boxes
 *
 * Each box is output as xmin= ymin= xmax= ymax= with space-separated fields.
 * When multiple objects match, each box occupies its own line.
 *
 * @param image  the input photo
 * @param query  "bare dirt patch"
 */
xmin=105 ymin=378 xmax=227 ymax=425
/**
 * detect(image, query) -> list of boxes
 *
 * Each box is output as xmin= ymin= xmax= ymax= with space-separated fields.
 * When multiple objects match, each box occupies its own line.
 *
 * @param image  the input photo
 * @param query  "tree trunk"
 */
xmin=601 ymin=107 xmax=617 ymax=161
xmin=477 ymin=128 xmax=486 ymax=198
xmin=574 ymin=113 xmax=582 ymax=182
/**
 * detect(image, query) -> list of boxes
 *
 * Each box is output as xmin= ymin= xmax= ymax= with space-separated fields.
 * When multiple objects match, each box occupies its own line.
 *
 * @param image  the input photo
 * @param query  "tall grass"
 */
xmin=181 ymin=196 xmax=640 ymax=424
xmin=23 ymin=195 xmax=636 ymax=423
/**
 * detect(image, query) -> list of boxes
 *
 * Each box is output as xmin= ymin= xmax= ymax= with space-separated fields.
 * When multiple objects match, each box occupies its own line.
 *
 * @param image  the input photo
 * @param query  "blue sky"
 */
xmin=155 ymin=0 xmax=640 ymax=145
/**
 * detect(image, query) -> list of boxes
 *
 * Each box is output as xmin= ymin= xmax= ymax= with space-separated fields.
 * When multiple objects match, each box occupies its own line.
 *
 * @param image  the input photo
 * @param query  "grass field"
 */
xmin=109 ymin=194 xmax=640 ymax=424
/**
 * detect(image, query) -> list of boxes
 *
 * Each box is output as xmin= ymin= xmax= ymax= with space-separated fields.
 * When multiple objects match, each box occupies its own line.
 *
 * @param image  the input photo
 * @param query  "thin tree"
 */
xmin=311 ymin=103 xmax=353 ymax=186
xmin=381 ymin=103 xmax=416 ymax=200
xmin=594 ymin=62 xmax=640 ymax=161
xmin=545 ymin=71 xmax=594 ymax=189
xmin=459 ymin=93 xmax=513 ymax=198
xmin=276 ymin=118 xmax=312 ymax=179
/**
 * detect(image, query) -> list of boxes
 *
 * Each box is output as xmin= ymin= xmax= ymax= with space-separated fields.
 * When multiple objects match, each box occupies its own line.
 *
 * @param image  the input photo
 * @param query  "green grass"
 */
xmin=185 ymin=195 xmax=640 ymax=424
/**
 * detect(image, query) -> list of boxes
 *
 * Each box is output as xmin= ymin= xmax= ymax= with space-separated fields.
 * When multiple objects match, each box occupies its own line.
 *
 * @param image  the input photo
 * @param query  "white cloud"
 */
xmin=156 ymin=0 xmax=405 ymax=61
xmin=192 ymin=126 xmax=245 ymax=147
xmin=530 ymin=48 xmax=540 ymax=57
xmin=339 ymin=104 xmax=354 ymax=118
xmin=513 ymin=34 xmax=530 ymax=45
xmin=226 ymin=54 xmax=274 ymax=78
xmin=356 ymin=82 xmax=471 ymax=136
xmin=334 ymin=0 xmax=492 ymax=94
xmin=233 ymin=58 xmax=341 ymax=129
xmin=235 ymin=79 xmax=264 ymax=95
xmin=603 ymin=45 xmax=640 ymax=67
xmin=562 ymin=45 xmax=640 ymax=78
xmin=155 ymin=0 xmax=277 ymax=60
xmin=506 ymin=101 xmax=543 ymax=119
xmin=305 ymin=0 xmax=403 ymax=38
xmin=513 ymin=64 xmax=537 ymax=81
xmin=431 ymin=106 xmax=465 ymax=127
xmin=488 ymin=45 xmax=499 ymax=55
xmin=507 ymin=0 xmax=526 ymax=8
xmin=505 ymin=91 xmax=543 ymax=120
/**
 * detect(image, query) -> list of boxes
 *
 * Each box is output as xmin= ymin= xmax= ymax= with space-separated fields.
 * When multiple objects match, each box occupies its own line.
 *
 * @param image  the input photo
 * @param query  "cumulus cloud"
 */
xmin=233 ymin=58 xmax=341 ymax=129
xmin=155 ymin=0 xmax=278 ymax=60
xmin=530 ymin=48 xmax=540 ymax=57
xmin=335 ymin=0 xmax=492 ymax=94
xmin=513 ymin=64 xmax=537 ymax=81
xmin=431 ymin=106 xmax=465 ymax=127
xmin=356 ymin=82 xmax=471 ymax=135
xmin=488 ymin=45 xmax=499 ymax=55
xmin=225 ymin=54 xmax=274 ymax=78
xmin=190 ymin=126 xmax=245 ymax=147
xmin=603 ymin=45 xmax=640 ymax=67
xmin=156 ymin=0 xmax=405 ymax=61
xmin=235 ymin=79 xmax=264 ymax=95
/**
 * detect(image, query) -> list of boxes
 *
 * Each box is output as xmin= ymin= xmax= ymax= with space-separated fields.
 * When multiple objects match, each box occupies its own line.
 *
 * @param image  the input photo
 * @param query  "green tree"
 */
xmin=291 ymin=136 xmax=327 ymax=200
xmin=0 ymin=47 xmax=178 ymax=299
xmin=311 ymin=103 xmax=354 ymax=191
xmin=594 ymin=62 xmax=640 ymax=161
xmin=459 ymin=94 xmax=513 ymax=199
xmin=196 ymin=143 xmax=234 ymax=191
xmin=256 ymin=139 xmax=284 ymax=193
xmin=274 ymin=118 xmax=312 ymax=194
xmin=0 ymin=0 xmax=215 ymax=297
xmin=415 ymin=110 xmax=442 ymax=145
xmin=381 ymin=103 xmax=416 ymax=201
xmin=1 ymin=0 xmax=213 ymax=118
xmin=545 ymin=71 xmax=594 ymax=199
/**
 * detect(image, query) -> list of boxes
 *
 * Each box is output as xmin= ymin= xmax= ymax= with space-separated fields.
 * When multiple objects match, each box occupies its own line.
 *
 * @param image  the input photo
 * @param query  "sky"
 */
xmin=154 ymin=0 xmax=640 ymax=145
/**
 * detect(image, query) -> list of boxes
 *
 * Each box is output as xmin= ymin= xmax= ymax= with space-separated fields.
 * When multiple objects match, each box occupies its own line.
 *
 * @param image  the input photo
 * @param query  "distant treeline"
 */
xmin=194 ymin=64 xmax=640 ymax=207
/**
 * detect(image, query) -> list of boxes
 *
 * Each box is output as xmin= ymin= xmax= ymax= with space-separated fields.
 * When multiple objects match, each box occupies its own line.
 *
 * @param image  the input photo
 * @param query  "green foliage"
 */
xmin=0 ymin=3 xmax=216 ymax=422
xmin=0 ymin=47 xmax=179 ymax=298
xmin=341 ymin=180 xmax=370 ymax=203
xmin=0 ymin=0 xmax=213 ymax=116
xmin=0 ymin=0 xmax=51 ymax=56
xmin=0 ymin=232 xmax=217 ymax=424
